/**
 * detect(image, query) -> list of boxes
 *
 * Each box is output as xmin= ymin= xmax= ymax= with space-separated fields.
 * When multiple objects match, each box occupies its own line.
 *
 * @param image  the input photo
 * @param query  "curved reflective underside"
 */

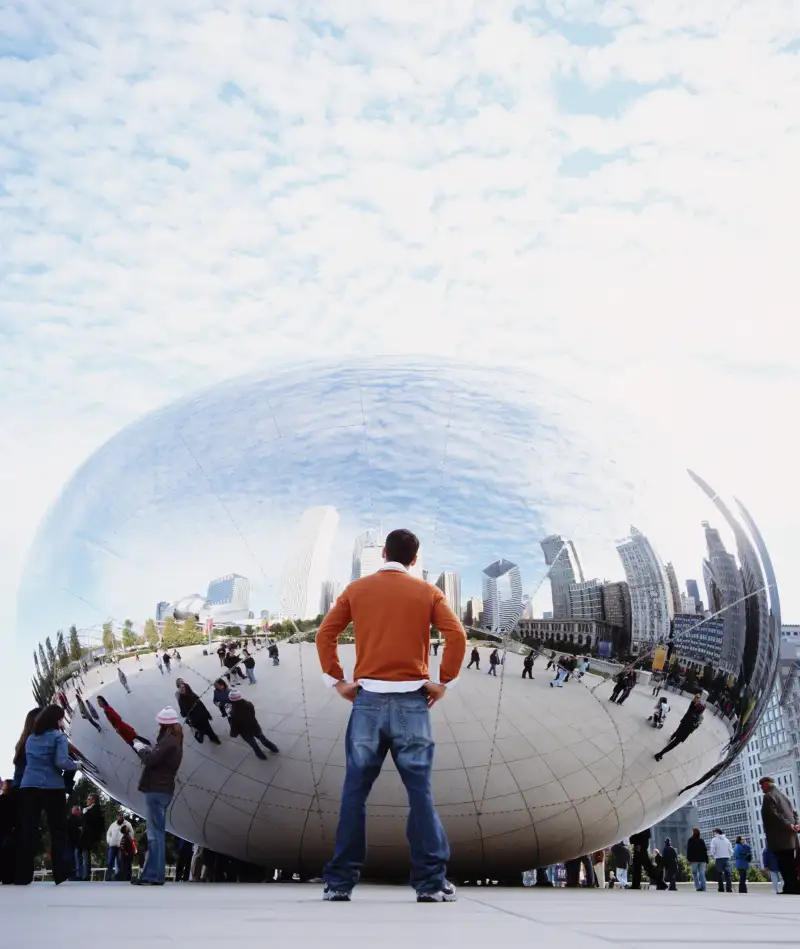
xmin=19 ymin=359 xmax=781 ymax=877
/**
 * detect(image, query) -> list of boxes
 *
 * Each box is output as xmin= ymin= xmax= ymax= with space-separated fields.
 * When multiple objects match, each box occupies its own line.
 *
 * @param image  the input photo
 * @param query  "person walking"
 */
xmin=156 ymin=654 xmax=164 ymax=675
xmin=487 ymin=649 xmax=500 ymax=677
xmin=212 ymin=679 xmax=230 ymax=719
xmin=96 ymin=696 xmax=149 ymax=749
xmin=175 ymin=839 xmax=193 ymax=882
xmin=609 ymin=670 xmax=626 ymax=703
xmin=662 ymin=837 xmax=679 ymax=891
xmin=431 ymin=641 xmax=439 ymax=656
xmin=630 ymin=828 xmax=666 ymax=889
xmin=176 ymin=681 xmax=221 ymax=745
xmin=162 ymin=652 xmax=172 ymax=674
xmin=655 ymin=694 xmax=705 ymax=761
xmin=522 ymin=653 xmax=534 ymax=680
xmin=733 ymin=836 xmax=752 ymax=893
xmin=228 ymin=691 xmax=279 ymax=759
xmin=76 ymin=694 xmax=102 ymax=733
xmin=80 ymin=793 xmax=105 ymax=880
xmin=616 ymin=670 xmax=637 ymax=705
xmin=131 ymin=708 xmax=183 ymax=886
xmin=708 ymin=829 xmax=733 ymax=892
xmin=13 ymin=705 xmax=77 ymax=885
xmin=268 ymin=642 xmax=280 ymax=666
xmin=117 ymin=666 xmax=131 ymax=694
xmin=117 ymin=824 xmax=135 ymax=881
xmin=105 ymin=812 xmax=133 ymax=880
xmin=759 ymin=775 xmax=800 ymax=894
xmin=592 ymin=849 xmax=606 ymax=889
xmin=762 ymin=847 xmax=782 ymax=893
xmin=610 ymin=841 xmax=630 ymax=888
xmin=467 ymin=647 xmax=480 ymax=670
xmin=242 ymin=649 xmax=257 ymax=685
xmin=315 ymin=528 xmax=467 ymax=903
xmin=686 ymin=827 xmax=709 ymax=891
xmin=224 ymin=650 xmax=247 ymax=681
xmin=66 ymin=805 xmax=83 ymax=880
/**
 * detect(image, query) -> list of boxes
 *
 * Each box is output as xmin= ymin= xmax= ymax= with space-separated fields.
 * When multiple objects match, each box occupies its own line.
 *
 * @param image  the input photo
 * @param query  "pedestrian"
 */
xmin=431 ymin=641 xmax=439 ymax=656
xmin=117 ymin=666 xmax=131 ymax=693
xmin=106 ymin=812 xmax=133 ymax=881
xmin=13 ymin=705 xmax=77 ymax=885
xmin=212 ymin=679 xmax=230 ymax=719
xmin=80 ymin=793 xmax=105 ymax=880
xmin=576 ymin=658 xmax=589 ymax=679
xmin=217 ymin=645 xmax=227 ymax=667
xmin=592 ymin=849 xmax=606 ymax=889
xmin=162 ymin=652 xmax=172 ymax=673
xmin=733 ymin=836 xmax=752 ymax=893
xmin=655 ymin=694 xmax=705 ymax=761
xmin=759 ymin=775 xmax=800 ymax=894
xmin=131 ymin=707 xmax=184 ymax=886
xmin=487 ymin=649 xmax=500 ymax=677
xmin=616 ymin=670 xmax=637 ymax=705
xmin=610 ymin=841 xmax=630 ymax=888
xmin=66 ymin=805 xmax=83 ymax=880
xmin=630 ymin=828 xmax=666 ymax=890
xmin=762 ymin=847 xmax=782 ymax=893
xmin=176 ymin=681 xmax=221 ymax=745
xmin=75 ymin=694 xmax=102 ymax=733
xmin=173 ymin=650 xmax=182 ymax=664
xmin=96 ymin=696 xmax=150 ymax=749
xmin=117 ymin=824 xmax=135 ymax=881
xmin=467 ymin=647 xmax=480 ymax=670
xmin=708 ymin=828 xmax=733 ymax=892
xmin=661 ymin=837 xmax=679 ymax=891
xmin=609 ymin=670 xmax=626 ymax=702
xmin=268 ymin=642 xmax=280 ymax=666
xmin=550 ymin=662 xmax=568 ymax=688
xmin=156 ymin=655 xmax=164 ymax=675
xmin=315 ymin=527 xmax=467 ymax=903
xmin=224 ymin=650 xmax=246 ymax=681
xmin=228 ymin=690 xmax=279 ymax=759
xmin=686 ymin=827 xmax=709 ymax=891
xmin=522 ymin=653 xmax=534 ymax=680
xmin=243 ymin=649 xmax=257 ymax=684
xmin=175 ymin=839 xmax=193 ymax=882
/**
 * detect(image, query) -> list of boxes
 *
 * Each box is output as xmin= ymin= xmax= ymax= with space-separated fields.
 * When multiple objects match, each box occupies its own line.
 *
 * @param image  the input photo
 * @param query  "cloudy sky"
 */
xmin=2 ymin=1 xmax=799 ymax=769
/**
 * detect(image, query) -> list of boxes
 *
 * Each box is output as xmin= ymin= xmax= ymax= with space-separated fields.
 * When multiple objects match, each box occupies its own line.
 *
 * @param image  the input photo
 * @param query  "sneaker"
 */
xmin=417 ymin=882 xmax=457 ymax=903
xmin=323 ymin=885 xmax=351 ymax=902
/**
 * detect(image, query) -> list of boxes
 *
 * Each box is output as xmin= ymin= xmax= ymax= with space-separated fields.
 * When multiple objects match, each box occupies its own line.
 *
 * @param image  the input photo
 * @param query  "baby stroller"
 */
xmin=649 ymin=697 xmax=670 ymax=728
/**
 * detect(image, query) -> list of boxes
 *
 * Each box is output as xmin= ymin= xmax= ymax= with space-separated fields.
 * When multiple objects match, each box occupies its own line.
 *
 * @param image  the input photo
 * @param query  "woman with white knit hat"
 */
xmin=131 ymin=707 xmax=183 ymax=886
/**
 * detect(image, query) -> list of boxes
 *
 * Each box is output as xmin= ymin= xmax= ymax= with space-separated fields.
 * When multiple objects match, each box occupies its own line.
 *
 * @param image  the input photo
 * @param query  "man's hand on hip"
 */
xmin=423 ymin=682 xmax=447 ymax=707
xmin=335 ymin=681 xmax=359 ymax=703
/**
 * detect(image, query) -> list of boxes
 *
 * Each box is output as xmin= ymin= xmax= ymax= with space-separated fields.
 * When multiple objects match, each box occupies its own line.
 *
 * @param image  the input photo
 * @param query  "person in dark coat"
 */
xmin=467 ymin=647 xmax=480 ymax=670
xmin=760 ymin=776 xmax=800 ymax=894
xmin=66 ymin=805 xmax=83 ymax=880
xmin=686 ymin=827 xmax=709 ymax=890
xmin=79 ymin=793 xmax=105 ymax=880
xmin=610 ymin=671 xmax=626 ymax=703
xmin=213 ymin=679 xmax=230 ymax=719
xmin=224 ymin=651 xmax=246 ymax=681
xmin=616 ymin=670 xmax=637 ymax=705
xmin=228 ymin=691 xmax=279 ymax=760
xmin=0 ymin=778 xmax=16 ymax=884
xmin=655 ymin=694 xmax=705 ymax=761
xmin=610 ymin=841 xmax=630 ymax=887
xmin=268 ymin=642 xmax=279 ymax=665
xmin=176 ymin=681 xmax=221 ymax=744
xmin=522 ymin=653 xmax=535 ymax=680
xmin=487 ymin=649 xmax=500 ymax=677
xmin=630 ymin=828 xmax=666 ymax=889
xmin=661 ymin=837 xmax=679 ymax=890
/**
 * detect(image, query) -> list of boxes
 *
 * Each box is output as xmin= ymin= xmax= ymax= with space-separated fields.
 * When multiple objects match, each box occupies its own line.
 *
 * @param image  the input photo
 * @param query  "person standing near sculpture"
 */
xmin=686 ymin=827 xmax=709 ymax=891
xmin=316 ymin=528 xmax=467 ymax=903
xmin=709 ymin=828 xmax=733 ymax=892
xmin=760 ymin=775 xmax=800 ymax=894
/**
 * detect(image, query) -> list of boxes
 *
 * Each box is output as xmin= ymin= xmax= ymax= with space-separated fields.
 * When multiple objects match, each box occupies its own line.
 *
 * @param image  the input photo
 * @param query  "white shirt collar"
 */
xmin=378 ymin=561 xmax=408 ymax=573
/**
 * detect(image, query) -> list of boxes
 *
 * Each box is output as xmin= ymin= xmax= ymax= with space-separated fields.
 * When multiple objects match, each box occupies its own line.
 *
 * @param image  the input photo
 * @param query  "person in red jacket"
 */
xmin=96 ymin=696 xmax=150 ymax=749
xmin=316 ymin=528 xmax=466 ymax=905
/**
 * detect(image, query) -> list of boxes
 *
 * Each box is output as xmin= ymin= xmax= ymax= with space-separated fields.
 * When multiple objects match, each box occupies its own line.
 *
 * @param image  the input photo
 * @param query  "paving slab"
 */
xmin=3 ymin=883 xmax=800 ymax=949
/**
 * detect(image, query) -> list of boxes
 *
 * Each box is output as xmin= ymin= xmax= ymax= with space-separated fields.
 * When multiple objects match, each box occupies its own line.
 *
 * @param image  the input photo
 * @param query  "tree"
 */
xmin=69 ymin=625 xmax=83 ymax=662
xmin=32 ymin=650 xmax=54 ymax=706
xmin=144 ymin=619 xmax=159 ymax=649
xmin=45 ymin=636 xmax=57 ymax=671
xmin=162 ymin=616 xmax=179 ymax=649
xmin=121 ymin=619 xmax=137 ymax=650
xmin=179 ymin=616 xmax=199 ymax=645
xmin=102 ymin=622 xmax=115 ymax=656
xmin=56 ymin=630 xmax=69 ymax=670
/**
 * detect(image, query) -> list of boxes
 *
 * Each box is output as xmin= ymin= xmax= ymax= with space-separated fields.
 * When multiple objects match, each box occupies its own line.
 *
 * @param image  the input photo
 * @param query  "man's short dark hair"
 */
xmin=384 ymin=529 xmax=420 ymax=567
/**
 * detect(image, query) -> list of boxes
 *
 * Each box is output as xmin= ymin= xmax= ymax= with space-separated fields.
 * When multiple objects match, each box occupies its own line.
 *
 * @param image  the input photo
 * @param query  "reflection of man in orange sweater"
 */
xmin=316 ymin=528 xmax=466 ymax=904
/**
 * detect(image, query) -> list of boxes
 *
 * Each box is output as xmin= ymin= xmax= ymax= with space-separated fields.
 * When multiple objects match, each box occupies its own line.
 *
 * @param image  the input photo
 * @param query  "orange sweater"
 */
xmin=316 ymin=568 xmax=467 ymax=685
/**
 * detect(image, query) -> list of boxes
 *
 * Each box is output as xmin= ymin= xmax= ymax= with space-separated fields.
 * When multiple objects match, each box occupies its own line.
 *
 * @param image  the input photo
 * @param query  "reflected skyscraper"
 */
xmin=279 ymin=506 xmax=339 ymax=620
xmin=352 ymin=529 xmax=383 ymax=580
xmin=321 ymin=580 xmax=342 ymax=615
xmin=686 ymin=579 xmax=703 ymax=613
xmin=481 ymin=559 xmax=524 ymax=633
xmin=207 ymin=573 xmax=250 ymax=613
xmin=702 ymin=520 xmax=746 ymax=677
xmin=540 ymin=534 xmax=584 ymax=618
xmin=435 ymin=571 xmax=461 ymax=619
xmin=567 ymin=579 xmax=604 ymax=620
xmin=616 ymin=527 xmax=673 ymax=650
xmin=665 ymin=562 xmax=682 ymax=615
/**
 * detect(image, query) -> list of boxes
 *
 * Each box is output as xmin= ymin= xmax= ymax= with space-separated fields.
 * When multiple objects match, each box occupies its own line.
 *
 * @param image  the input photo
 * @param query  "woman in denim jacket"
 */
xmin=14 ymin=705 xmax=77 ymax=885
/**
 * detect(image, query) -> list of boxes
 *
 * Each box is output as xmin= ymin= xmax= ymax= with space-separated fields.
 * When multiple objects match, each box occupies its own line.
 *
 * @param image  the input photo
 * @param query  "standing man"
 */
xmin=709 ymin=828 xmax=733 ymax=892
xmin=80 ymin=793 xmax=105 ymax=880
xmin=630 ymin=828 xmax=666 ymax=889
xmin=106 ymin=811 xmax=133 ymax=881
xmin=316 ymin=529 xmax=466 ymax=904
xmin=522 ymin=653 xmax=534 ymax=680
xmin=760 ymin=775 xmax=800 ymax=894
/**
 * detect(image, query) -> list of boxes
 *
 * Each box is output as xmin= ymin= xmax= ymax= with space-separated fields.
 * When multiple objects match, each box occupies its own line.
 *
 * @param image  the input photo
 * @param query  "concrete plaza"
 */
xmin=4 ymin=883 xmax=799 ymax=949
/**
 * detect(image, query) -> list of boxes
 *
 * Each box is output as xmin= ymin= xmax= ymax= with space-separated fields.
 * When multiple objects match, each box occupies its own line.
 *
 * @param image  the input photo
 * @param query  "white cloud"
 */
xmin=2 ymin=0 xmax=800 ymax=768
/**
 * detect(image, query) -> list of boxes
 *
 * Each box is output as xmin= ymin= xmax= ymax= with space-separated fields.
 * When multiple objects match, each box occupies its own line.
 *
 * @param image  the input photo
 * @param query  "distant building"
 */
xmin=516 ymin=617 xmax=613 ymax=652
xmin=321 ymin=580 xmax=342 ymax=615
xmin=279 ymin=507 xmax=339 ymax=620
xmin=435 ymin=571 xmax=462 ymax=620
xmin=664 ymin=562 xmax=682 ymax=615
xmin=542 ymin=611 xmax=553 ymax=619
xmin=652 ymin=802 xmax=698 ymax=853
xmin=520 ymin=594 xmax=534 ymax=620
xmin=540 ymin=535 xmax=584 ymax=619
xmin=352 ymin=529 xmax=383 ymax=581
xmin=672 ymin=613 xmax=724 ymax=671
xmin=155 ymin=601 xmax=170 ymax=622
xmin=616 ymin=527 xmax=673 ymax=650
xmin=702 ymin=521 xmax=746 ymax=676
xmin=567 ymin=579 xmax=604 ymax=621
xmin=686 ymin=579 xmax=703 ymax=613
xmin=680 ymin=592 xmax=697 ymax=614
xmin=464 ymin=596 xmax=484 ymax=627
xmin=207 ymin=574 xmax=251 ymax=613
xmin=481 ymin=559 xmax=524 ymax=633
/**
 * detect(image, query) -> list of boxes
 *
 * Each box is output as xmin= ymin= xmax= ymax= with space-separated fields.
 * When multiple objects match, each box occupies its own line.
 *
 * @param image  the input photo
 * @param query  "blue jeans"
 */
xmin=323 ymin=688 xmax=449 ymax=894
xmin=141 ymin=792 xmax=173 ymax=884
xmin=79 ymin=848 xmax=92 ymax=880
xmin=691 ymin=861 xmax=707 ymax=890
xmin=246 ymin=668 xmax=256 ymax=684
xmin=715 ymin=857 xmax=732 ymax=891
xmin=106 ymin=845 xmax=119 ymax=880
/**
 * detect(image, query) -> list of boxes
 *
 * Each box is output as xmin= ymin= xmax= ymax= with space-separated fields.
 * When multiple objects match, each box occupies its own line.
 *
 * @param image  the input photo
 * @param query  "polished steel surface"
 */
xmin=18 ymin=359 xmax=781 ymax=877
